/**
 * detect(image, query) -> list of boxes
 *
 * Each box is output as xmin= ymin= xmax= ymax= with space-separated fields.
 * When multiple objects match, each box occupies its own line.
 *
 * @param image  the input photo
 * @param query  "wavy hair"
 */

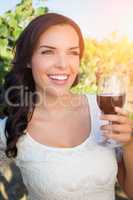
xmin=2 ymin=13 xmax=85 ymax=157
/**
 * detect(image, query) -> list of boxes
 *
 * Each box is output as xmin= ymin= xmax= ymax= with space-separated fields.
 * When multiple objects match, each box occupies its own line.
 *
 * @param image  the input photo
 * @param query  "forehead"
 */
xmin=37 ymin=24 xmax=79 ymax=47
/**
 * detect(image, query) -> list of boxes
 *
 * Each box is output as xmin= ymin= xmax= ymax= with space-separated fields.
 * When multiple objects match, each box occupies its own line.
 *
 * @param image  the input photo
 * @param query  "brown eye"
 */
xmin=70 ymin=51 xmax=80 ymax=56
xmin=41 ymin=50 xmax=53 ymax=55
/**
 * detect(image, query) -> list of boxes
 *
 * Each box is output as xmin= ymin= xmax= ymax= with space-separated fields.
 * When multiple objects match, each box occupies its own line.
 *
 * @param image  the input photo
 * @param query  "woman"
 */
xmin=0 ymin=13 xmax=133 ymax=200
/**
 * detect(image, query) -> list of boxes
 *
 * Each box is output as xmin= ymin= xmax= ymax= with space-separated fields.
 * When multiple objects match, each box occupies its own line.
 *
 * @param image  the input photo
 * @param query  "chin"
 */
xmin=45 ymin=86 xmax=70 ymax=97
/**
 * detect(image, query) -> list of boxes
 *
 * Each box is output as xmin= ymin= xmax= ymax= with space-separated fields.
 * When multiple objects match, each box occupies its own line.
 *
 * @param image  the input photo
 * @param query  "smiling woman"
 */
xmin=0 ymin=12 xmax=133 ymax=200
xmin=2 ymin=13 xmax=84 ymax=157
xmin=31 ymin=24 xmax=80 ymax=97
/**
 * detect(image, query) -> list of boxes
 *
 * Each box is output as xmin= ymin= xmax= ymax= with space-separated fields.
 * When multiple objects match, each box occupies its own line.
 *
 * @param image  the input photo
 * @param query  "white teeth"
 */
xmin=48 ymin=75 xmax=68 ymax=80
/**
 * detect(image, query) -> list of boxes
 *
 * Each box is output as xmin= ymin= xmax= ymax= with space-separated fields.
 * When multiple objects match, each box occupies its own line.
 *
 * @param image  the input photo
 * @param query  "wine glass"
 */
xmin=96 ymin=73 xmax=126 ymax=148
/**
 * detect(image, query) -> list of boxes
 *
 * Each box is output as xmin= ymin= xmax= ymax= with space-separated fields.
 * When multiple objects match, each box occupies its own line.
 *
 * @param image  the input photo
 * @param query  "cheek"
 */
xmin=31 ymin=56 xmax=51 ymax=74
xmin=71 ymin=59 xmax=80 ymax=73
xmin=31 ymin=58 xmax=48 ymax=86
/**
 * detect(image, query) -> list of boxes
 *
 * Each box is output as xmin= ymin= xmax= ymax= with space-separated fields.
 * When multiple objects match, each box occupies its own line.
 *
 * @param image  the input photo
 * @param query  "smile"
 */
xmin=48 ymin=74 xmax=70 ymax=85
xmin=48 ymin=74 xmax=69 ymax=80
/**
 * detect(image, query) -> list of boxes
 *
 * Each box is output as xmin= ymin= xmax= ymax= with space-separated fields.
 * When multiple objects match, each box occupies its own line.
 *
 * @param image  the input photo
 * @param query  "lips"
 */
xmin=48 ymin=74 xmax=70 ymax=85
xmin=48 ymin=74 xmax=69 ymax=80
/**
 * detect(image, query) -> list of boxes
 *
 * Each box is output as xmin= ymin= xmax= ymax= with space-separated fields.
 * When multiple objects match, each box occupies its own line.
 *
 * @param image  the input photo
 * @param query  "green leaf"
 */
xmin=0 ymin=39 xmax=8 ymax=48
xmin=35 ymin=7 xmax=45 ymax=15
xmin=12 ymin=27 xmax=22 ymax=40
xmin=0 ymin=25 xmax=9 ymax=37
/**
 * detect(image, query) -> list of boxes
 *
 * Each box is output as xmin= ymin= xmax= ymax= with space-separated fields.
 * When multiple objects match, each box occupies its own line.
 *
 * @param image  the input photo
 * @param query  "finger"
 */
xmin=100 ymin=114 xmax=132 ymax=125
xmin=103 ymin=132 xmax=132 ymax=144
xmin=101 ymin=124 xmax=132 ymax=133
xmin=114 ymin=107 xmax=133 ymax=126
xmin=114 ymin=107 xmax=128 ymax=117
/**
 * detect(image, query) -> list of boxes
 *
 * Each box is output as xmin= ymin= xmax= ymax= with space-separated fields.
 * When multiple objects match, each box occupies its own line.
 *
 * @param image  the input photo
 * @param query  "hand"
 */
xmin=100 ymin=107 xmax=133 ymax=146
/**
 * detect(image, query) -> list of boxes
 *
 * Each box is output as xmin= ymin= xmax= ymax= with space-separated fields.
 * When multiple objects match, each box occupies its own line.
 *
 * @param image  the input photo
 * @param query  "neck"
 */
xmin=34 ymin=88 xmax=80 ymax=113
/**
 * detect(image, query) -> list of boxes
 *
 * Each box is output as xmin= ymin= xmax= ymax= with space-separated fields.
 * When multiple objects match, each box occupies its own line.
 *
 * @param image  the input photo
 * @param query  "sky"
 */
xmin=0 ymin=0 xmax=133 ymax=41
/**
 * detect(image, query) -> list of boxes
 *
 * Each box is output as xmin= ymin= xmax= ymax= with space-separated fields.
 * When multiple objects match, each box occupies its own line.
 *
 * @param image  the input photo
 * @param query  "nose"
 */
xmin=55 ymin=54 xmax=67 ymax=69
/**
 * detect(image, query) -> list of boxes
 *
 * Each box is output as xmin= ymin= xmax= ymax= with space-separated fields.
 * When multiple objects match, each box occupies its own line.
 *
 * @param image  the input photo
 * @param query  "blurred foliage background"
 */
xmin=0 ymin=0 xmax=48 ymax=85
xmin=0 ymin=0 xmax=133 ymax=199
xmin=1 ymin=0 xmax=133 ymax=92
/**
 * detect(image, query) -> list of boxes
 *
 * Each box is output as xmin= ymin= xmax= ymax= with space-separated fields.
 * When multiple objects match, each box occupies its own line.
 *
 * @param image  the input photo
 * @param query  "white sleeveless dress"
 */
xmin=0 ymin=94 xmax=120 ymax=200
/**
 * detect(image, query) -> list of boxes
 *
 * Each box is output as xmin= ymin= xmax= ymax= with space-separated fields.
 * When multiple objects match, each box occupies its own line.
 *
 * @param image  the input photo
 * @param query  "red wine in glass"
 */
xmin=97 ymin=93 xmax=126 ymax=114
xmin=96 ymin=74 xmax=126 ymax=147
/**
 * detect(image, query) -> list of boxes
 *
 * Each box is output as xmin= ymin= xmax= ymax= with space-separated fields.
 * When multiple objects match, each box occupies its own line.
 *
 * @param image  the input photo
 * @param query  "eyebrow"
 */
xmin=39 ymin=45 xmax=80 ymax=50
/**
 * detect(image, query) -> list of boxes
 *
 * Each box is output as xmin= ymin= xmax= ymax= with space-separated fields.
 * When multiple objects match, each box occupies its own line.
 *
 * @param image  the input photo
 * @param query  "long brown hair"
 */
xmin=2 ymin=13 xmax=85 ymax=157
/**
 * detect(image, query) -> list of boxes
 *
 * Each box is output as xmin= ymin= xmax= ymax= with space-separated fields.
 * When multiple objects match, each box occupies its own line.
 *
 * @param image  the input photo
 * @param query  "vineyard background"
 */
xmin=0 ymin=0 xmax=133 ymax=199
